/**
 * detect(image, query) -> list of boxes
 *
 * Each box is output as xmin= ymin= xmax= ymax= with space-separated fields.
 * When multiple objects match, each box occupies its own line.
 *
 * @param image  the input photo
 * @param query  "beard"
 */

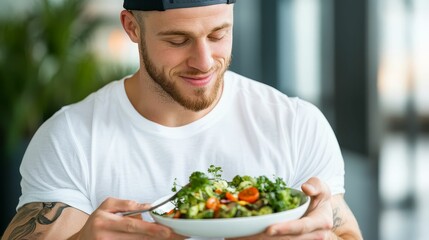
xmin=140 ymin=40 xmax=230 ymax=112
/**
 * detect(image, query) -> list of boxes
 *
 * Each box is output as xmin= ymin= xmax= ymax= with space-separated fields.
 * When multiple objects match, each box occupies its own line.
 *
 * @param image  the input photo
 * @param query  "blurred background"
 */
xmin=1 ymin=0 xmax=428 ymax=239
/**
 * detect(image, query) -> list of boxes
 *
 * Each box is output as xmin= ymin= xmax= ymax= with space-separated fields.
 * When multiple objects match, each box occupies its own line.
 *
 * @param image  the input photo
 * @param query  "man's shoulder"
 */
xmin=71 ymin=79 xmax=122 ymax=108
xmin=224 ymin=70 xmax=263 ymax=86
xmin=224 ymin=70 xmax=321 ymax=115
xmin=60 ymin=79 xmax=122 ymax=115
xmin=225 ymin=71 xmax=272 ymax=93
xmin=41 ymin=79 xmax=123 ymax=133
xmin=225 ymin=70 xmax=296 ymax=103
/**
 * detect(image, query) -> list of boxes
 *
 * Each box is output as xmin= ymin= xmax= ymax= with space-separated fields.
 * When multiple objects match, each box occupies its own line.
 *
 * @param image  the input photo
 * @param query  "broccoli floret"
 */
xmin=231 ymin=175 xmax=242 ymax=187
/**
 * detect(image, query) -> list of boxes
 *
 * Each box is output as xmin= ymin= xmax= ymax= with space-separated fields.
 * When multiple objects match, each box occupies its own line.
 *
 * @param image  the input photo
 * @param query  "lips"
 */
xmin=181 ymin=74 xmax=214 ymax=87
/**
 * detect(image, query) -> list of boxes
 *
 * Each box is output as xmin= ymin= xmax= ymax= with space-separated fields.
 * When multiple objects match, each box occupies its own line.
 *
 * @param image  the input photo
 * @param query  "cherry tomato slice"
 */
xmin=206 ymin=196 xmax=220 ymax=210
xmin=173 ymin=210 xmax=181 ymax=218
xmin=238 ymin=187 xmax=260 ymax=203
xmin=225 ymin=192 xmax=238 ymax=202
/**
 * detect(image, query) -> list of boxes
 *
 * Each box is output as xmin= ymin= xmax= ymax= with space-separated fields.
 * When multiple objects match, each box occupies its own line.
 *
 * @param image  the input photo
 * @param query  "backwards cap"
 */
xmin=124 ymin=0 xmax=236 ymax=11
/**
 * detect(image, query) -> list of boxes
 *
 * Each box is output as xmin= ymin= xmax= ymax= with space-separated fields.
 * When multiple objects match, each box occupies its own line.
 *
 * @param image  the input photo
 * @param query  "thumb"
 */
xmin=301 ymin=177 xmax=331 ymax=211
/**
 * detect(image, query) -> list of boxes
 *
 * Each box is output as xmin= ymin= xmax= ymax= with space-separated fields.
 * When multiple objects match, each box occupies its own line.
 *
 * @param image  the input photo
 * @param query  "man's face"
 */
xmin=138 ymin=4 xmax=233 ymax=112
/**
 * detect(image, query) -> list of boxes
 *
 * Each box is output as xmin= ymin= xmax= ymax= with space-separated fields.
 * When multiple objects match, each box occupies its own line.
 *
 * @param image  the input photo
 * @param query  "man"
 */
xmin=2 ymin=0 xmax=362 ymax=239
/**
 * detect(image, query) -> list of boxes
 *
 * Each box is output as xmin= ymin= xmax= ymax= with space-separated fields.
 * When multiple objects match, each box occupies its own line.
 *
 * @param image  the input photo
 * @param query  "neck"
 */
xmin=124 ymin=70 xmax=223 ymax=127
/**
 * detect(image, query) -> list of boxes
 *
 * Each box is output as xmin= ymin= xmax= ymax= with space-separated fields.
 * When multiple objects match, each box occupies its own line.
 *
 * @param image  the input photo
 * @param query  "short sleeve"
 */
xmin=291 ymin=100 xmax=345 ymax=195
xmin=18 ymin=109 xmax=93 ymax=214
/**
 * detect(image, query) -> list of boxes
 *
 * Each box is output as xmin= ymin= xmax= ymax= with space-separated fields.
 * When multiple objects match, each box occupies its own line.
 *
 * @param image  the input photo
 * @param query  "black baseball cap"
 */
xmin=124 ymin=0 xmax=236 ymax=11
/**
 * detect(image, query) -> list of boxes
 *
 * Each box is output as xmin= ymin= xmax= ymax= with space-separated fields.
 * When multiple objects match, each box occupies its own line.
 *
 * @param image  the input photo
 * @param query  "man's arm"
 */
xmin=2 ymin=198 xmax=185 ymax=240
xmin=266 ymin=178 xmax=363 ymax=240
xmin=330 ymin=194 xmax=362 ymax=239
xmin=1 ymin=202 xmax=88 ymax=240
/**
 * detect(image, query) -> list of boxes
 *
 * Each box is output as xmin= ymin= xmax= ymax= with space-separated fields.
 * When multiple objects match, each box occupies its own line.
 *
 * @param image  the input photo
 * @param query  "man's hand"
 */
xmin=229 ymin=177 xmax=362 ymax=240
xmin=70 ymin=197 xmax=185 ymax=240
xmin=1 ymin=198 xmax=186 ymax=240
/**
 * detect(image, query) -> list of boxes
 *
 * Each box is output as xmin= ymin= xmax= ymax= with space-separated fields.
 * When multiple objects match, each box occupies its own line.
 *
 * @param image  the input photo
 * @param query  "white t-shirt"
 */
xmin=18 ymin=71 xmax=345 ymax=216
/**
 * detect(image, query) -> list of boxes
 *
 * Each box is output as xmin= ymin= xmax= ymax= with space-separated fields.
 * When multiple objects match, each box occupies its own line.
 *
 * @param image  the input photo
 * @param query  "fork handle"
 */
xmin=116 ymin=196 xmax=174 ymax=217
xmin=116 ymin=209 xmax=150 ymax=217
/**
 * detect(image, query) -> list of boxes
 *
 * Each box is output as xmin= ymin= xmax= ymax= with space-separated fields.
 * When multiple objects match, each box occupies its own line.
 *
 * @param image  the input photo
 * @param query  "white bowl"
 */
xmin=149 ymin=189 xmax=310 ymax=238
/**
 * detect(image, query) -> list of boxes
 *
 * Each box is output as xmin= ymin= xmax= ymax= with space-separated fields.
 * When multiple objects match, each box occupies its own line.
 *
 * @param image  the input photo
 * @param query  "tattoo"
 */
xmin=332 ymin=206 xmax=343 ymax=231
xmin=8 ymin=202 xmax=70 ymax=240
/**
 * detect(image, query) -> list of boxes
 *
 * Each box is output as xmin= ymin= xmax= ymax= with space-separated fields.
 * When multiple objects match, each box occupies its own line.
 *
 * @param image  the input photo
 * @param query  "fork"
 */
xmin=116 ymin=185 xmax=188 ymax=217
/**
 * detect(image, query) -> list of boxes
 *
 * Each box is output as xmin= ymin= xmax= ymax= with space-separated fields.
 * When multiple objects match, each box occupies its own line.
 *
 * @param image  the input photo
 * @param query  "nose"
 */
xmin=187 ymin=40 xmax=214 ymax=73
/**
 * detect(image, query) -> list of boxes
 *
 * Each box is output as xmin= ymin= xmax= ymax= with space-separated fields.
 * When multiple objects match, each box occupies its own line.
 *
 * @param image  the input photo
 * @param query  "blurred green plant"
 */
xmin=0 ymin=0 xmax=131 ymax=162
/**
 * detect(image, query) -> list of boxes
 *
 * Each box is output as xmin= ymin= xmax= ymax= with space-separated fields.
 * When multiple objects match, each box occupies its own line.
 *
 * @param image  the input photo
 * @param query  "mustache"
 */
xmin=180 ymin=67 xmax=218 ymax=76
xmin=175 ymin=56 xmax=231 ymax=77
xmin=180 ymin=57 xmax=231 ymax=76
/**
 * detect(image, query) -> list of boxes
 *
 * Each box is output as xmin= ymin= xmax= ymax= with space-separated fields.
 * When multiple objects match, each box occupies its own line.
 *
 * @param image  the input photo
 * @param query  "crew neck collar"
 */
xmin=117 ymin=71 xmax=233 ymax=138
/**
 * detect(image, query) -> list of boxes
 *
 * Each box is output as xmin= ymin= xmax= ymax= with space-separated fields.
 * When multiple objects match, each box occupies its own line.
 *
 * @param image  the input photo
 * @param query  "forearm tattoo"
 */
xmin=8 ymin=202 xmax=70 ymax=240
xmin=332 ymin=206 xmax=344 ymax=231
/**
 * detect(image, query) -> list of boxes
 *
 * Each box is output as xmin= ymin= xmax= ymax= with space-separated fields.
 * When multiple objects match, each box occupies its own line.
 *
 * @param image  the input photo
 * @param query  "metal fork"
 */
xmin=116 ymin=185 xmax=188 ymax=217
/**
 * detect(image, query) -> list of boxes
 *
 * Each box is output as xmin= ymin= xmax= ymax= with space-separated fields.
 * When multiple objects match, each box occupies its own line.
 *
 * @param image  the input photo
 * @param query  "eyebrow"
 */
xmin=157 ymin=23 xmax=232 ymax=37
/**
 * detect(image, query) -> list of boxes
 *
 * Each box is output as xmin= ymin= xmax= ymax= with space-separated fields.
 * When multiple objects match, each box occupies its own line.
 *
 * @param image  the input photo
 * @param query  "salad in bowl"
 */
xmin=149 ymin=165 xmax=310 ymax=238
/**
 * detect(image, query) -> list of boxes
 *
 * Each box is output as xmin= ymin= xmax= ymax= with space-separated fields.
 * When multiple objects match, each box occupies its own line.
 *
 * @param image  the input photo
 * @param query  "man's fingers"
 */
xmin=121 ymin=219 xmax=186 ymax=240
xmin=267 ymin=215 xmax=332 ymax=237
xmin=118 ymin=217 xmax=170 ymax=238
xmin=99 ymin=197 xmax=150 ymax=213
xmin=103 ymin=213 xmax=184 ymax=239
xmin=96 ymin=198 xmax=177 ymax=238
xmin=271 ymin=230 xmax=333 ymax=240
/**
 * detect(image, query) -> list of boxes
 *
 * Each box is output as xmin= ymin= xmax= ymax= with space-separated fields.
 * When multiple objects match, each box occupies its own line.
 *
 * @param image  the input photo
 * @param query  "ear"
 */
xmin=120 ymin=10 xmax=140 ymax=43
